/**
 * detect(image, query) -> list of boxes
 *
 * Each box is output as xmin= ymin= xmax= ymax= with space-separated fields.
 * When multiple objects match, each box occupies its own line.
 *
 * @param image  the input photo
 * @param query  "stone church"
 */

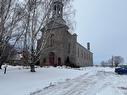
xmin=37 ymin=0 xmax=93 ymax=67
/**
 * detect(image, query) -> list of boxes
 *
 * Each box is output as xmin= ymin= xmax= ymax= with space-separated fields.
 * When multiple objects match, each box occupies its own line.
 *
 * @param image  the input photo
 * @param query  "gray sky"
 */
xmin=73 ymin=0 xmax=127 ymax=64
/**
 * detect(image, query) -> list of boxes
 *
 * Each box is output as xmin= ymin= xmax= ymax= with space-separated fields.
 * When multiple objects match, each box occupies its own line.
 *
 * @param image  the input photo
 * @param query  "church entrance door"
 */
xmin=58 ymin=57 xmax=61 ymax=66
xmin=49 ymin=52 xmax=55 ymax=66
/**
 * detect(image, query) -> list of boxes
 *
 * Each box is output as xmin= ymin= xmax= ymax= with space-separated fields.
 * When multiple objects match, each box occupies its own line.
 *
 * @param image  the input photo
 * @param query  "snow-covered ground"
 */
xmin=0 ymin=66 xmax=85 ymax=95
xmin=0 ymin=66 xmax=127 ymax=95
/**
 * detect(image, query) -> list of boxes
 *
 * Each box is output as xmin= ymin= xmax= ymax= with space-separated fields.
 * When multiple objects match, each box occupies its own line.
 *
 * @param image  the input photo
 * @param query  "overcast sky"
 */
xmin=73 ymin=0 xmax=127 ymax=64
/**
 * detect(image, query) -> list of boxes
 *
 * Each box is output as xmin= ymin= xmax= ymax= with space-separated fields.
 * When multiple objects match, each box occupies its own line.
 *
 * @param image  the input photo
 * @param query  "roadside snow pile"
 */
xmin=0 ymin=66 xmax=86 ymax=95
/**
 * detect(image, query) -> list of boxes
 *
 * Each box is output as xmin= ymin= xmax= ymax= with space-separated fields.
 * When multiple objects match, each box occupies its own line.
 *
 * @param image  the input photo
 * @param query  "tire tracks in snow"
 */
xmin=33 ymin=69 xmax=122 ymax=95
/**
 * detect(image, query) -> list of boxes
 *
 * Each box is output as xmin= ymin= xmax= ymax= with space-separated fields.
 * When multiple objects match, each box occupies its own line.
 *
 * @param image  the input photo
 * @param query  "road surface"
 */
xmin=33 ymin=68 xmax=127 ymax=95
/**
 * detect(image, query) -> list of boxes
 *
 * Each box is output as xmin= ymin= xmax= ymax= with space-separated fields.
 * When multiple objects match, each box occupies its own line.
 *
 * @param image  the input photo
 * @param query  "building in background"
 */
xmin=37 ymin=0 xmax=93 ymax=67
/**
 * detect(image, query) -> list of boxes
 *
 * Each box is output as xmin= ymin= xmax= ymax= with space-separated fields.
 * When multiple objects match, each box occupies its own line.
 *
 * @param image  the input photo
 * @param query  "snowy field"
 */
xmin=0 ymin=66 xmax=127 ymax=95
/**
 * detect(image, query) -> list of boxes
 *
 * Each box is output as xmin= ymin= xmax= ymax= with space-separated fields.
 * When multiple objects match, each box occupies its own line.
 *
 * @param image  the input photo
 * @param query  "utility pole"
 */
xmin=112 ymin=56 xmax=114 ymax=67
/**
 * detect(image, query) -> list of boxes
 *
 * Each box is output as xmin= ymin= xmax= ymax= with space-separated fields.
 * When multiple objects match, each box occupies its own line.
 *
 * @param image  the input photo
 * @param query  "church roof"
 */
xmin=45 ymin=19 xmax=69 ymax=30
xmin=76 ymin=42 xmax=93 ymax=54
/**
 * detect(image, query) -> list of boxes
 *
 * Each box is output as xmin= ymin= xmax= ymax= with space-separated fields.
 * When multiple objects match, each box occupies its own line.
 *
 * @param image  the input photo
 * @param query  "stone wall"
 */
xmin=76 ymin=43 xmax=93 ymax=67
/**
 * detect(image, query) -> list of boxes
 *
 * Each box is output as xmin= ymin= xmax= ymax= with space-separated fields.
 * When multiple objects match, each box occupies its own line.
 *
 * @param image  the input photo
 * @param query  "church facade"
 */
xmin=37 ymin=0 xmax=93 ymax=67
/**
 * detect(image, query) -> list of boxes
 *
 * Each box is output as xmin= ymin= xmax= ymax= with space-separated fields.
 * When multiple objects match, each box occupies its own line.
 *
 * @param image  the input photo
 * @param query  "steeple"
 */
xmin=52 ymin=0 xmax=63 ymax=18
xmin=45 ymin=0 xmax=67 ymax=29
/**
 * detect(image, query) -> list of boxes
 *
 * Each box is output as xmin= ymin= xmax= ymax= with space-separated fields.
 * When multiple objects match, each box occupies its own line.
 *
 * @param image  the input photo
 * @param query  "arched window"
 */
xmin=84 ymin=52 xmax=86 ymax=60
xmin=54 ymin=5 xmax=57 ymax=11
xmin=78 ymin=48 xmax=79 ymax=57
xmin=50 ymin=34 xmax=54 ymax=47
xmin=57 ymin=5 xmax=61 ymax=15
xmin=68 ymin=43 xmax=71 ymax=54
xmin=81 ymin=50 xmax=83 ymax=58
xmin=43 ymin=58 xmax=46 ymax=63
xmin=58 ymin=57 xmax=61 ymax=66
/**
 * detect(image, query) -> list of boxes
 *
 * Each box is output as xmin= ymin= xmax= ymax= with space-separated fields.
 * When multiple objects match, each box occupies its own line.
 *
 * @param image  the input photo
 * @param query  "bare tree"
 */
xmin=113 ymin=56 xmax=124 ymax=67
xmin=0 ymin=0 xmax=26 ymax=69
xmin=0 ymin=0 xmax=75 ymax=71
xmin=101 ymin=56 xmax=124 ymax=67
xmin=20 ymin=0 xmax=75 ymax=72
xmin=100 ymin=60 xmax=112 ymax=67
xmin=19 ymin=0 xmax=53 ymax=72
xmin=63 ymin=0 xmax=76 ymax=31
xmin=101 ymin=61 xmax=107 ymax=67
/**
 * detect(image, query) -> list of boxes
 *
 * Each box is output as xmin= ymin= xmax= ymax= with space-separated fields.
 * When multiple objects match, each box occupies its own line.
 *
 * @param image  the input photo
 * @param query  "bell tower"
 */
xmin=52 ymin=0 xmax=63 ymax=18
